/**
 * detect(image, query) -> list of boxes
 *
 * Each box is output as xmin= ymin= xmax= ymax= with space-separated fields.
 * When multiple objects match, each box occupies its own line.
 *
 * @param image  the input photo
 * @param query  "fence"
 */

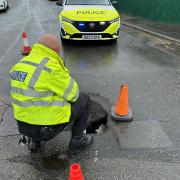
xmin=117 ymin=0 xmax=180 ymax=24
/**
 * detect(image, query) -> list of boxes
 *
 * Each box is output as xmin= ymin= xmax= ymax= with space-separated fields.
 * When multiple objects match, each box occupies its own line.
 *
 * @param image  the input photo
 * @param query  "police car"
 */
xmin=59 ymin=0 xmax=120 ymax=40
xmin=0 ymin=0 xmax=9 ymax=11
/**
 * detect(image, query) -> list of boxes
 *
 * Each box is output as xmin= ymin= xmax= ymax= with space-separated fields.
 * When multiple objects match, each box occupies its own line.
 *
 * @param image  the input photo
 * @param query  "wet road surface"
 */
xmin=0 ymin=0 xmax=180 ymax=179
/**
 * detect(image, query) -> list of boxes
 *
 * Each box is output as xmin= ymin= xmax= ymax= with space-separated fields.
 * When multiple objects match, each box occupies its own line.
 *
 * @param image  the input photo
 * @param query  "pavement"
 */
xmin=121 ymin=14 xmax=180 ymax=41
xmin=0 ymin=0 xmax=180 ymax=179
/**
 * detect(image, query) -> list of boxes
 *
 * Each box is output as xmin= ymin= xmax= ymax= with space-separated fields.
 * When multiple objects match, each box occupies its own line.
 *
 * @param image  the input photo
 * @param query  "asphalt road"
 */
xmin=0 ymin=0 xmax=180 ymax=179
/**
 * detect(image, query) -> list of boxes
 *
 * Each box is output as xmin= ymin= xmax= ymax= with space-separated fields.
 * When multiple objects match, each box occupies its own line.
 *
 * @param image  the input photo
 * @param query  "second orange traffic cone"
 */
xmin=111 ymin=84 xmax=133 ymax=121
xmin=21 ymin=32 xmax=31 ymax=55
xmin=69 ymin=163 xmax=84 ymax=180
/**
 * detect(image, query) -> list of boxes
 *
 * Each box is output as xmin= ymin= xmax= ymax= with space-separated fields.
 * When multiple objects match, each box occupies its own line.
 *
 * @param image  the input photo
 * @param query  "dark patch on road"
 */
xmin=8 ymin=152 xmax=70 ymax=172
xmin=42 ymin=154 xmax=68 ymax=171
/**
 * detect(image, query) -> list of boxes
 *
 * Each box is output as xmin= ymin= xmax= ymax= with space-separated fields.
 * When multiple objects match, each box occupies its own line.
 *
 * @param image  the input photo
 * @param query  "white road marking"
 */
xmin=0 ymin=18 xmax=30 ymax=63
xmin=26 ymin=0 xmax=30 ymax=16
xmin=32 ymin=0 xmax=45 ymax=35
xmin=32 ymin=11 xmax=45 ymax=35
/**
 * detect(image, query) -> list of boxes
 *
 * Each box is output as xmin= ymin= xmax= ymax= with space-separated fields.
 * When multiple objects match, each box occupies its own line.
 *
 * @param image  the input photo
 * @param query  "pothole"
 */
xmin=86 ymin=93 xmax=111 ymax=134
xmin=64 ymin=93 xmax=110 ymax=134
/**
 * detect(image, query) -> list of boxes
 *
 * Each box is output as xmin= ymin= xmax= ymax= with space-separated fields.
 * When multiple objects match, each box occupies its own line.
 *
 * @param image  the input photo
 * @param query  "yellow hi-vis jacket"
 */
xmin=10 ymin=43 xmax=79 ymax=125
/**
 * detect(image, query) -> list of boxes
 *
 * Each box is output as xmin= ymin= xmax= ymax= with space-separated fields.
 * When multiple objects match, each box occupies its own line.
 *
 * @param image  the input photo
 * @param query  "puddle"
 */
xmin=42 ymin=154 xmax=68 ymax=171
xmin=9 ymin=153 xmax=69 ymax=172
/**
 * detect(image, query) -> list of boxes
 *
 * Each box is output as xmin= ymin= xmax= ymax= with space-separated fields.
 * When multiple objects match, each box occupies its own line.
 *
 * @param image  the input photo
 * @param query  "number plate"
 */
xmin=82 ymin=35 xmax=102 ymax=40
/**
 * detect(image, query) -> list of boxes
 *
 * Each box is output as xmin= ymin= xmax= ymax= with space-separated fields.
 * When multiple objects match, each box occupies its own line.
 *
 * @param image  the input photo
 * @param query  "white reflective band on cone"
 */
xmin=23 ymin=38 xmax=29 ymax=46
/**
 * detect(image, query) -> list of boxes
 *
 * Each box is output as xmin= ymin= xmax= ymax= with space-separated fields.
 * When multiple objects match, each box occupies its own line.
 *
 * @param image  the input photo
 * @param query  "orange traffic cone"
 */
xmin=111 ymin=84 xmax=133 ymax=121
xmin=69 ymin=163 xmax=84 ymax=180
xmin=21 ymin=32 xmax=31 ymax=55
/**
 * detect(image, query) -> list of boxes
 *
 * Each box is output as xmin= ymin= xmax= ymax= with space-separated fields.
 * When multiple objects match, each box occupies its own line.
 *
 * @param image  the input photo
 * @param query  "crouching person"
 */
xmin=10 ymin=34 xmax=93 ymax=153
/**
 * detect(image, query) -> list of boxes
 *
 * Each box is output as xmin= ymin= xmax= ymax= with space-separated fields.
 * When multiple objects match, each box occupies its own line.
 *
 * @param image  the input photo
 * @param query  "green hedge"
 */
xmin=118 ymin=0 xmax=180 ymax=24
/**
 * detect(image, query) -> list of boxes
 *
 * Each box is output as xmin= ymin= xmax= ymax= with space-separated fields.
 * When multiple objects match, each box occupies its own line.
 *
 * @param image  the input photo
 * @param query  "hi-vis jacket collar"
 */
xmin=31 ymin=43 xmax=62 ymax=62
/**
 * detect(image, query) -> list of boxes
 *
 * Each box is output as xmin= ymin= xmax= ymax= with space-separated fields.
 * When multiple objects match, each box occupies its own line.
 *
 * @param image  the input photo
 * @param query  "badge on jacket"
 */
xmin=10 ymin=71 xmax=28 ymax=82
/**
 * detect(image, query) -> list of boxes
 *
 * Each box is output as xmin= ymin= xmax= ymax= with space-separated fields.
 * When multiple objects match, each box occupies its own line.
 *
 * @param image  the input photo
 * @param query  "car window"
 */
xmin=65 ymin=0 xmax=111 ymax=5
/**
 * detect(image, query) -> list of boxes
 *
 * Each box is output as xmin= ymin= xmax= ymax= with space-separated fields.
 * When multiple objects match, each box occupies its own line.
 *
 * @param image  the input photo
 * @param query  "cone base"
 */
xmin=111 ymin=106 xmax=133 ymax=122
xmin=21 ymin=50 xmax=30 ymax=56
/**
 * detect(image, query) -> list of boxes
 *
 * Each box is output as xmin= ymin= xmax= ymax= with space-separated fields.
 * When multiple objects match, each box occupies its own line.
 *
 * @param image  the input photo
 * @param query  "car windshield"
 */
xmin=65 ymin=0 xmax=111 ymax=5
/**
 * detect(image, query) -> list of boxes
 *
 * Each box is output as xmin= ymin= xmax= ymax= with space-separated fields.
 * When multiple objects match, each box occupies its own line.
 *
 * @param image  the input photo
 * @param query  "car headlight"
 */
xmin=109 ymin=17 xmax=119 ymax=23
xmin=62 ymin=16 xmax=74 ymax=23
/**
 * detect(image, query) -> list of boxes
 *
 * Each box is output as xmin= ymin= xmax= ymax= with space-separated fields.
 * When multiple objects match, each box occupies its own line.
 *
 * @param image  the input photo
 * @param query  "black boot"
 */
xmin=69 ymin=134 xmax=93 ymax=154
xmin=28 ymin=138 xmax=41 ymax=152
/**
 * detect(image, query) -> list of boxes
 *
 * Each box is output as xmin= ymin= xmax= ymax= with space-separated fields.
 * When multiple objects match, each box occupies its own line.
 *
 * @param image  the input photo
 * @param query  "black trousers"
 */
xmin=17 ymin=93 xmax=90 ymax=141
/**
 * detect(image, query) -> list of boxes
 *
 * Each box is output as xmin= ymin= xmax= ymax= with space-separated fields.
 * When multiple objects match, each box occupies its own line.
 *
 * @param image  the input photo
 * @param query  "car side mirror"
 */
xmin=112 ymin=0 xmax=118 ymax=5
xmin=56 ymin=0 xmax=63 ymax=6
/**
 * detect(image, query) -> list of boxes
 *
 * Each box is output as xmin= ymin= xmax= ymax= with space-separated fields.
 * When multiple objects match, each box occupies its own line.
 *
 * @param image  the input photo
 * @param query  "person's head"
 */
xmin=38 ymin=34 xmax=61 ymax=54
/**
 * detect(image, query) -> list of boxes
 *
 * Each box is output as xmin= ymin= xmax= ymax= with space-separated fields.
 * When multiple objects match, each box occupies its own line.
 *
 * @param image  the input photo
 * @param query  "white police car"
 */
xmin=0 ymin=0 xmax=9 ymax=11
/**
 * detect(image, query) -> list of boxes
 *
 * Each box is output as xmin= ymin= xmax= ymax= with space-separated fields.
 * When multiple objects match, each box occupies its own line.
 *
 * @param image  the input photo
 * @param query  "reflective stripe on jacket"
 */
xmin=10 ymin=43 xmax=79 ymax=125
